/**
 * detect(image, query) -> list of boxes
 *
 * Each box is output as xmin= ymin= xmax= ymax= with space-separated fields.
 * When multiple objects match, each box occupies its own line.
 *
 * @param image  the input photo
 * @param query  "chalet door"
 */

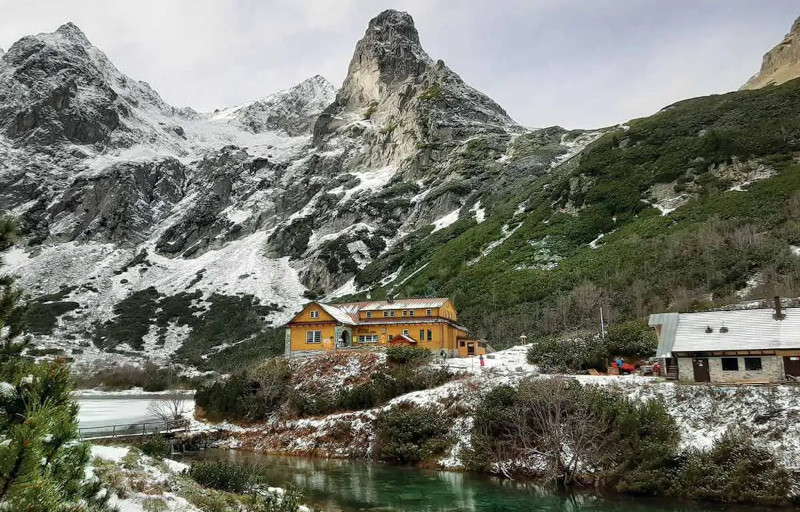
xmin=467 ymin=342 xmax=475 ymax=356
xmin=692 ymin=358 xmax=710 ymax=382
xmin=784 ymin=356 xmax=800 ymax=378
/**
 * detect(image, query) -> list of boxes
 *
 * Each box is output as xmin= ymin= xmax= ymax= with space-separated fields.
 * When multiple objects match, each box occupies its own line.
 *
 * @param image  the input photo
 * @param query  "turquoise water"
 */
xmin=190 ymin=449 xmax=757 ymax=512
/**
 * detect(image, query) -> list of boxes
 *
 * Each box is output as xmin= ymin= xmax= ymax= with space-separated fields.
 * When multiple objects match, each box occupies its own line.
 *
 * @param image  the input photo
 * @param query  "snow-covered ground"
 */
xmin=207 ymin=345 xmax=800 ymax=472
xmin=89 ymin=445 xmax=312 ymax=512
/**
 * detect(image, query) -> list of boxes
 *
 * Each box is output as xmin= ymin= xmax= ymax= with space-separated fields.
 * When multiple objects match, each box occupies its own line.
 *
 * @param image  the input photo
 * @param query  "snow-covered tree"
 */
xmin=0 ymin=218 xmax=112 ymax=511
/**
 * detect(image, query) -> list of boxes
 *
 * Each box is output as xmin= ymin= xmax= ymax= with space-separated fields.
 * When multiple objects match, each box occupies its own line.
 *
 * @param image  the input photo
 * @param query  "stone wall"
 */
xmin=677 ymin=355 xmax=783 ymax=382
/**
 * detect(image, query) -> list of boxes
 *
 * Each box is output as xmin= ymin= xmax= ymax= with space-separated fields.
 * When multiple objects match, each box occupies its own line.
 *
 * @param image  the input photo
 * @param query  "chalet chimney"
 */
xmin=387 ymin=295 xmax=394 ymax=304
xmin=774 ymin=296 xmax=786 ymax=320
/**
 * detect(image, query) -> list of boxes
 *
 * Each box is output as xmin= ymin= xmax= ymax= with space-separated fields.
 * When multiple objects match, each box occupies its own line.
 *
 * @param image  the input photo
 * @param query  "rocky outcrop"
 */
xmin=47 ymin=158 xmax=187 ymax=244
xmin=742 ymin=16 xmax=800 ymax=90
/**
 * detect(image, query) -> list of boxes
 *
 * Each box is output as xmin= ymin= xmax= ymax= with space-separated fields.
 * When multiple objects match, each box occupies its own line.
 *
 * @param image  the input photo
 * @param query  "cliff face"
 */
xmin=742 ymin=16 xmax=800 ymax=90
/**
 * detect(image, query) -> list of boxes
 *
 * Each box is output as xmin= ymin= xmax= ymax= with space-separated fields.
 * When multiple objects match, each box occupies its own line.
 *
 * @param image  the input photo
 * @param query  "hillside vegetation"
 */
xmin=347 ymin=79 xmax=800 ymax=346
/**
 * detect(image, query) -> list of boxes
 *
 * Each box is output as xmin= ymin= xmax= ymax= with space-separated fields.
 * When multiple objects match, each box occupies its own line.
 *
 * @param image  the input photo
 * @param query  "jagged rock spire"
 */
xmin=337 ymin=10 xmax=432 ymax=110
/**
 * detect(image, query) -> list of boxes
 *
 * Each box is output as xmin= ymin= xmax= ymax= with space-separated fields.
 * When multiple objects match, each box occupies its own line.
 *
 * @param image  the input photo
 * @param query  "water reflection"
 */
xmin=187 ymin=450 xmax=745 ymax=512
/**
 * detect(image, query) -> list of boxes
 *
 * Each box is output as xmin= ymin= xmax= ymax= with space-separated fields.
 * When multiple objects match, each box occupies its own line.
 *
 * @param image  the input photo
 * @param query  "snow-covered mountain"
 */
xmin=0 ymin=11 xmax=600 ymax=368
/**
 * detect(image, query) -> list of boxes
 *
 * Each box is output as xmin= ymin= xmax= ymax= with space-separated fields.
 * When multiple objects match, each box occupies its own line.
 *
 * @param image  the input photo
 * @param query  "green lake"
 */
xmin=189 ymin=449 xmax=762 ymax=512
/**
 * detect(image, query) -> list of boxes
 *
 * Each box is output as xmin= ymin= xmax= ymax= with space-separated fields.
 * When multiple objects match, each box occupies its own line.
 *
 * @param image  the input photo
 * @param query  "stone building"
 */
xmin=649 ymin=299 xmax=800 ymax=383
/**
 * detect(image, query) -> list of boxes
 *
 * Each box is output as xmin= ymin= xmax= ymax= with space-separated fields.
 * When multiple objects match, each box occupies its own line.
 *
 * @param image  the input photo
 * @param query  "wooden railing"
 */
xmin=78 ymin=419 xmax=189 ymax=440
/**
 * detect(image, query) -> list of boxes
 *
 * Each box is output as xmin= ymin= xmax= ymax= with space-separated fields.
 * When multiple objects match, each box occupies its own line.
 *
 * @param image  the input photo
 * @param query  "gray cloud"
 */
xmin=0 ymin=0 xmax=797 ymax=128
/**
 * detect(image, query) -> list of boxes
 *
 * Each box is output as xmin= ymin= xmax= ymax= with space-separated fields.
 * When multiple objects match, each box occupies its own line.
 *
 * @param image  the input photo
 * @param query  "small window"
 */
xmin=306 ymin=331 xmax=322 ymax=344
xmin=366 ymin=312 xmax=371 ymax=318
xmin=388 ymin=334 xmax=393 ymax=341
xmin=402 ymin=310 xmax=408 ymax=317
xmin=419 ymin=330 xmax=425 ymax=341
xmin=721 ymin=357 xmax=739 ymax=371
xmin=409 ymin=310 xmax=415 ymax=316
xmin=383 ymin=311 xmax=389 ymax=317
xmin=358 ymin=334 xmax=378 ymax=343
xmin=403 ymin=329 xmax=409 ymax=336
xmin=459 ymin=341 xmax=465 ymax=347
xmin=426 ymin=309 xmax=432 ymax=316
xmin=744 ymin=357 xmax=762 ymax=371
xmin=427 ymin=329 xmax=432 ymax=341
xmin=389 ymin=310 xmax=396 ymax=317
xmin=310 ymin=310 xmax=319 ymax=319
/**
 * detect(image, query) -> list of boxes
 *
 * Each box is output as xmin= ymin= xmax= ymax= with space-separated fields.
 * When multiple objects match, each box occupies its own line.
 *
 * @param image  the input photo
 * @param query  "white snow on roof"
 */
xmin=318 ymin=303 xmax=358 ymax=325
xmin=360 ymin=298 xmax=448 ymax=311
xmin=667 ymin=308 xmax=800 ymax=352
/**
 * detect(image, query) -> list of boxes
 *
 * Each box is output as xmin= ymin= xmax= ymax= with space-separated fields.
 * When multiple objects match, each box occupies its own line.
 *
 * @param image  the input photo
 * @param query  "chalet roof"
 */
xmin=359 ymin=298 xmax=449 ymax=311
xmin=649 ymin=307 xmax=800 ymax=355
xmin=288 ymin=298 xmax=463 ymax=330
xmin=391 ymin=334 xmax=418 ymax=344
xmin=318 ymin=303 xmax=359 ymax=325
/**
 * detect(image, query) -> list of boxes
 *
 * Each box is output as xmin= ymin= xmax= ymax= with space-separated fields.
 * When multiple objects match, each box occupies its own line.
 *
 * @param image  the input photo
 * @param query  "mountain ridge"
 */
xmin=4 ymin=10 xmax=800 ymax=373
xmin=0 ymin=10 xmax=594 ymax=370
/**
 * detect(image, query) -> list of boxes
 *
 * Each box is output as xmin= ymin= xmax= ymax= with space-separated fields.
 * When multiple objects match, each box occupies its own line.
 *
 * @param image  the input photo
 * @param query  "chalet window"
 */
xmin=721 ymin=357 xmax=739 ymax=371
xmin=306 ymin=331 xmax=322 ymax=344
xmin=744 ymin=357 xmax=762 ymax=371
xmin=426 ymin=309 xmax=432 ymax=316
xmin=409 ymin=310 xmax=415 ymax=316
xmin=460 ymin=341 xmax=465 ymax=347
xmin=427 ymin=330 xmax=433 ymax=341
xmin=358 ymin=334 xmax=378 ymax=343
xmin=390 ymin=310 xmax=396 ymax=317
xmin=419 ymin=330 xmax=425 ymax=341
xmin=403 ymin=329 xmax=409 ymax=336
xmin=366 ymin=312 xmax=371 ymax=318
xmin=383 ymin=311 xmax=389 ymax=317
xmin=310 ymin=310 xmax=319 ymax=319
xmin=388 ymin=334 xmax=393 ymax=341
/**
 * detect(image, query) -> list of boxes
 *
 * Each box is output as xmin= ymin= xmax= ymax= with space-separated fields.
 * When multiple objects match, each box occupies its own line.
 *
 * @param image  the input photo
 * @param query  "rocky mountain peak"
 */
xmin=54 ymin=22 xmax=91 ymax=45
xmin=742 ymin=15 xmax=800 ymax=90
xmin=0 ymin=21 xmax=176 ymax=146
xmin=336 ymin=9 xmax=431 ymax=110
xmin=314 ymin=9 xmax=512 ymax=149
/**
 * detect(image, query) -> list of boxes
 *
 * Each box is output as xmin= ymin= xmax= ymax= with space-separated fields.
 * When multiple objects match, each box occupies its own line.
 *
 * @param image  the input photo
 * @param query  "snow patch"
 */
xmin=431 ymin=208 xmax=460 ymax=233
xmin=470 ymin=201 xmax=486 ymax=224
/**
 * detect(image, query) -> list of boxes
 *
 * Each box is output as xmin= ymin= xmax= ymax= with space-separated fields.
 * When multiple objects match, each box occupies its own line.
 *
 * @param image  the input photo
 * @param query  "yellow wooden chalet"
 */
xmin=284 ymin=297 xmax=485 ymax=357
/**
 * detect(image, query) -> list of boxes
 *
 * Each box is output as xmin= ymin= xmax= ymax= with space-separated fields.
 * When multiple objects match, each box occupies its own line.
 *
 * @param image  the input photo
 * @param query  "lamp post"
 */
xmin=520 ymin=333 xmax=527 ymax=346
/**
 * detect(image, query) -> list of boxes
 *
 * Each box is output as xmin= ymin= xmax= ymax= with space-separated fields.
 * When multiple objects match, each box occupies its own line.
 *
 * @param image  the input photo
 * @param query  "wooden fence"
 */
xmin=78 ymin=419 xmax=189 ymax=440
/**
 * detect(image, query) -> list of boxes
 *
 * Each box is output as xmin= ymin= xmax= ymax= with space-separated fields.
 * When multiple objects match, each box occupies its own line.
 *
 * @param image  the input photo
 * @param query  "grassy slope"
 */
xmin=346 ymin=79 xmax=800 ymax=347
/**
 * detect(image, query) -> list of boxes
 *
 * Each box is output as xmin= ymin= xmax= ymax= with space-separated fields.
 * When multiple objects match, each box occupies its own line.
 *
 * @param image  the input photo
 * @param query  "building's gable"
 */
xmin=439 ymin=300 xmax=457 ymax=320
xmin=287 ymin=302 xmax=337 ymax=324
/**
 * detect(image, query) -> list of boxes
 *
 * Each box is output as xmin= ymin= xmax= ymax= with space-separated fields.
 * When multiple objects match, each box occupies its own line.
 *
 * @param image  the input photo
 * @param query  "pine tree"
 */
xmin=0 ymin=218 xmax=112 ymax=511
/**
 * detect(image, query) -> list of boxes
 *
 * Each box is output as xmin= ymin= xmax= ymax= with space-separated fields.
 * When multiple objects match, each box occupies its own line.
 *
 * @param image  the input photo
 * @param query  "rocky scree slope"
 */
xmin=0 ymin=11 xmax=599 ymax=369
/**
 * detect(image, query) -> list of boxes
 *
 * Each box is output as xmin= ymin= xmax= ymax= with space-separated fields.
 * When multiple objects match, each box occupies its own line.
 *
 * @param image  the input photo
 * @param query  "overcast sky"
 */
xmin=1 ymin=1 xmax=797 ymax=128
